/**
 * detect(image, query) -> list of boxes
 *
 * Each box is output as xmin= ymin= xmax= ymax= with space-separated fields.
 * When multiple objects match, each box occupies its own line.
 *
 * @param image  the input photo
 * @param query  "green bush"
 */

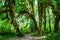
xmin=46 ymin=32 xmax=60 ymax=40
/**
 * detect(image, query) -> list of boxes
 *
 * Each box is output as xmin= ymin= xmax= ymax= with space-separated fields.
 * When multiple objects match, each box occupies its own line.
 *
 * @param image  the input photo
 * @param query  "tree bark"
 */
xmin=38 ymin=0 xmax=42 ymax=36
xmin=54 ymin=16 xmax=59 ymax=32
xmin=48 ymin=9 xmax=51 ymax=32
xmin=52 ymin=7 xmax=59 ymax=32
xmin=44 ymin=9 xmax=46 ymax=31
xmin=8 ymin=0 xmax=23 ymax=37
xmin=26 ymin=0 xmax=39 ymax=31
xmin=31 ymin=0 xmax=34 ymax=16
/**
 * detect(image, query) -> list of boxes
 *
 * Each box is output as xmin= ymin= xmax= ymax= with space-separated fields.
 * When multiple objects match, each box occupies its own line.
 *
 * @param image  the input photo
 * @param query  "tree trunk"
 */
xmin=48 ymin=9 xmax=51 ymax=32
xmin=26 ymin=0 xmax=39 ymax=32
xmin=44 ymin=9 xmax=46 ymax=31
xmin=31 ymin=0 xmax=37 ymax=31
xmin=54 ymin=16 xmax=59 ymax=32
xmin=8 ymin=0 xmax=23 ymax=37
xmin=38 ymin=0 xmax=42 ymax=36
xmin=32 ymin=0 xmax=34 ymax=16
xmin=52 ymin=7 xmax=59 ymax=32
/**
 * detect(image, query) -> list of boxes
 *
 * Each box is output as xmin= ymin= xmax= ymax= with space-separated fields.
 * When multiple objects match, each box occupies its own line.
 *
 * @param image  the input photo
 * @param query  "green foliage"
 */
xmin=0 ymin=19 xmax=16 ymax=40
xmin=0 ymin=33 xmax=16 ymax=40
xmin=40 ymin=0 xmax=46 ymax=3
xmin=15 ymin=1 xmax=27 ymax=12
xmin=0 ymin=19 xmax=16 ymax=33
xmin=46 ymin=32 xmax=60 ymax=40
xmin=0 ymin=0 xmax=60 ymax=40
xmin=0 ymin=13 xmax=6 ymax=18
xmin=56 ymin=0 xmax=60 ymax=3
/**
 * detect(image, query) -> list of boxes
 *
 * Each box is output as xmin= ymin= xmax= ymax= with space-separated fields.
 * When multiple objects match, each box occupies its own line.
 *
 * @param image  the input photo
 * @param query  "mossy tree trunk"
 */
xmin=48 ymin=9 xmax=51 ymax=32
xmin=54 ymin=16 xmax=59 ymax=32
xmin=8 ymin=0 xmax=23 ymax=37
xmin=44 ymin=9 xmax=46 ymax=32
xmin=52 ymin=7 xmax=59 ymax=32
xmin=38 ymin=0 xmax=42 ymax=36
xmin=26 ymin=0 xmax=39 ymax=31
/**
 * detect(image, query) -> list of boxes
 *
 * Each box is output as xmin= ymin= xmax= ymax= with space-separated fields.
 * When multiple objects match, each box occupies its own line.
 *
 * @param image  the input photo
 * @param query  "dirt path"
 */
xmin=8 ymin=34 xmax=46 ymax=40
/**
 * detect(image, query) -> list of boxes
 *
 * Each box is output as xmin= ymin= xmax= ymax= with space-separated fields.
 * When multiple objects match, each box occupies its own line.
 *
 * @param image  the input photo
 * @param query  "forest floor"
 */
xmin=7 ymin=34 xmax=46 ymax=40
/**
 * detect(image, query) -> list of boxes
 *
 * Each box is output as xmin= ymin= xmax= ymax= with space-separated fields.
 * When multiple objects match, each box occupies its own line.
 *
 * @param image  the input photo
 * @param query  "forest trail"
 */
xmin=8 ymin=34 xmax=46 ymax=40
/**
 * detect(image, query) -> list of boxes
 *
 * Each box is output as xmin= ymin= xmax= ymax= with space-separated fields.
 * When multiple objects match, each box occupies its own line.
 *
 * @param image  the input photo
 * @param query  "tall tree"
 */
xmin=26 ymin=0 xmax=37 ymax=30
xmin=52 ymin=0 xmax=60 ymax=32
xmin=52 ymin=7 xmax=59 ymax=32
xmin=48 ymin=9 xmax=51 ymax=32
xmin=38 ymin=0 xmax=42 ymax=36
xmin=44 ymin=9 xmax=46 ymax=31
xmin=31 ymin=0 xmax=34 ymax=16
xmin=25 ymin=0 xmax=42 ymax=36
xmin=8 ymin=0 xmax=23 ymax=37
xmin=46 ymin=0 xmax=52 ymax=32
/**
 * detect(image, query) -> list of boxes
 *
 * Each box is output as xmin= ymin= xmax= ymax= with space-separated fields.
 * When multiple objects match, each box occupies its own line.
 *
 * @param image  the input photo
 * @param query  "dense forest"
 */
xmin=0 ymin=0 xmax=60 ymax=40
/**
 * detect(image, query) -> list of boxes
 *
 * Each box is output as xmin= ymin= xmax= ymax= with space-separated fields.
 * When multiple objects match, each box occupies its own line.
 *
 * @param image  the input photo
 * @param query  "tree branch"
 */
xmin=0 ymin=10 xmax=10 ymax=15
